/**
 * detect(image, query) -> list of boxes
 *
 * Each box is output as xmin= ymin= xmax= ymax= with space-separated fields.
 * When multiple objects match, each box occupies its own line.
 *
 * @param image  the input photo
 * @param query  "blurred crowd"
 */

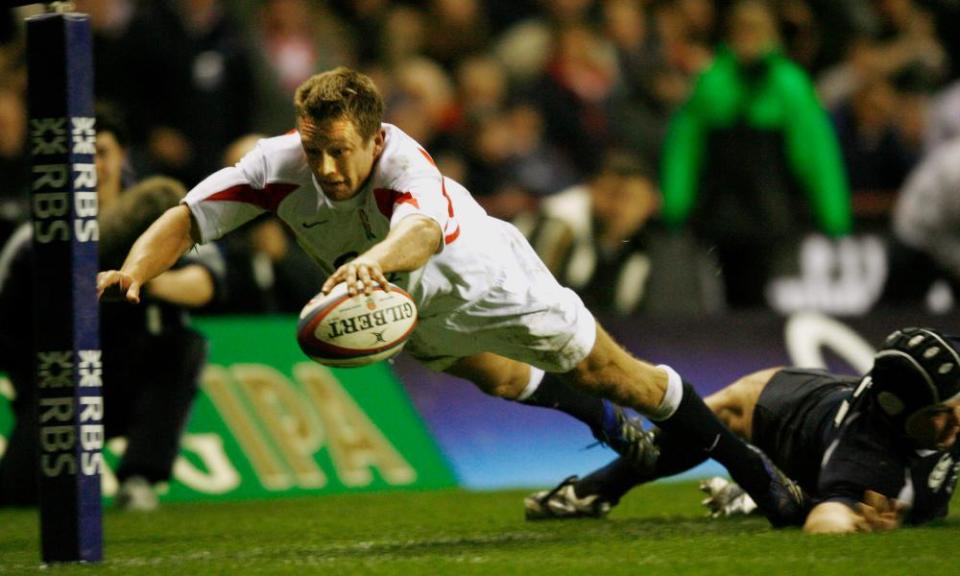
xmin=1 ymin=0 xmax=959 ymax=317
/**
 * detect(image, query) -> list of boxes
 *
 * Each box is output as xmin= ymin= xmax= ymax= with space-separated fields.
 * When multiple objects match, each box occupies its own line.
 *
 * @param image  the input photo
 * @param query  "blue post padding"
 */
xmin=26 ymin=12 xmax=102 ymax=564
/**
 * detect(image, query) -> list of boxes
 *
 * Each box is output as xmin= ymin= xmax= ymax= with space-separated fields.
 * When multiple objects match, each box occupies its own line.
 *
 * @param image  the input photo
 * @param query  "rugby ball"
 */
xmin=297 ymin=282 xmax=417 ymax=367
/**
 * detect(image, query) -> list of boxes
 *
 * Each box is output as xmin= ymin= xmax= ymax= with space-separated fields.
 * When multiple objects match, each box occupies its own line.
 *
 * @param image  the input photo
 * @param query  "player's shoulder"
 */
xmin=234 ymin=131 xmax=309 ymax=185
xmin=252 ymin=131 xmax=307 ymax=163
xmin=833 ymin=413 xmax=903 ymax=467
xmin=819 ymin=419 xmax=906 ymax=495
xmin=377 ymin=124 xmax=438 ymax=180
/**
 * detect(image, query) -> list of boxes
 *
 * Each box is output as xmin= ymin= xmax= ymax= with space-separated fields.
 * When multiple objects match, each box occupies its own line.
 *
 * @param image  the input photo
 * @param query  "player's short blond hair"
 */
xmin=294 ymin=67 xmax=384 ymax=142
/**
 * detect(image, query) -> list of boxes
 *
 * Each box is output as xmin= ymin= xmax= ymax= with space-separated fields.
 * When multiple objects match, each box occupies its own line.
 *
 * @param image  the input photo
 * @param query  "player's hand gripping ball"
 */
xmin=297 ymin=282 xmax=417 ymax=367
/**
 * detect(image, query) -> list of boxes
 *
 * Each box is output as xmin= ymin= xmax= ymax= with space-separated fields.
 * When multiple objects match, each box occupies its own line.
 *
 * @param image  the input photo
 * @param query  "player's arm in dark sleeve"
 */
xmin=804 ymin=474 xmax=874 ymax=534
xmin=808 ymin=443 xmax=906 ymax=533
xmin=781 ymin=67 xmax=852 ymax=237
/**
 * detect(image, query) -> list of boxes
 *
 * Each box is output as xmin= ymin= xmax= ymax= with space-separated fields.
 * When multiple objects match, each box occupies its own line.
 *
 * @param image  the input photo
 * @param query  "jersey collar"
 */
xmin=312 ymin=173 xmax=369 ymax=211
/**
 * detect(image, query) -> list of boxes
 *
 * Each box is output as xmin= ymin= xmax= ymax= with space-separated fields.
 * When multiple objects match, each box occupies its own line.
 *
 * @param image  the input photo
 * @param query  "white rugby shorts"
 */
xmin=404 ymin=220 xmax=596 ymax=373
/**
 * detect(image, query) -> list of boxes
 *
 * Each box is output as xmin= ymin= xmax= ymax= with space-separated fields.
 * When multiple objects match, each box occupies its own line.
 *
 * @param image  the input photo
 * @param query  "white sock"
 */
xmin=516 ymin=366 xmax=546 ymax=402
xmin=649 ymin=364 xmax=683 ymax=421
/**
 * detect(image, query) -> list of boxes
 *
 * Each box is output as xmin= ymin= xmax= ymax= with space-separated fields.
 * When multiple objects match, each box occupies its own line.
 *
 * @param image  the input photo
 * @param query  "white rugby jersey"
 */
xmin=184 ymin=123 xmax=517 ymax=313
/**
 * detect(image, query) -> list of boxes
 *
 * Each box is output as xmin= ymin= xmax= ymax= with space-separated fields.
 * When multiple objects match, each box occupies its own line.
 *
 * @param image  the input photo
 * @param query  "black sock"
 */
xmin=574 ymin=458 xmax=640 ymax=504
xmin=654 ymin=381 xmax=770 ymax=499
xmin=648 ymin=428 xmax=712 ymax=477
xmin=520 ymin=373 xmax=610 ymax=438
xmin=575 ymin=428 xmax=711 ymax=502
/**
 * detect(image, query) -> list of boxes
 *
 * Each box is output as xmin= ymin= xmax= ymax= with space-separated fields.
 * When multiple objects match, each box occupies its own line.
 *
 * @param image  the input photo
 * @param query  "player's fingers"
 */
xmin=863 ymin=490 xmax=886 ymax=511
xmin=372 ymin=268 xmax=390 ymax=291
xmin=96 ymin=271 xmax=109 ymax=294
xmin=357 ymin=265 xmax=374 ymax=295
xmin=869 ymin=513 xmax=896 ymax=531
xmin=96 ymin=273 xmax=110 ymax=299
xmin=855 ymin=505 xmax=876 ymax=532
xmin=99 ymin=271 xmax=135 ymax=302
xmin=322 ymin=265 xmax=349 ymax=294
xmin=864 ymin=490 xmax=900 ymax=518
xmin=320 ymin=270 xmax=337 ymax=294
xmin=345 ymin=265 xmax=359 ymax=296
xmin=97 ymin=270 xmax=122 ymax=296
xmin=857 ymin=503 xmax=897 ymax=532
xmin=126 ymin=281 xmax=142 ymax=304
xmin=879 ymin=511 xmax=899 ymax=528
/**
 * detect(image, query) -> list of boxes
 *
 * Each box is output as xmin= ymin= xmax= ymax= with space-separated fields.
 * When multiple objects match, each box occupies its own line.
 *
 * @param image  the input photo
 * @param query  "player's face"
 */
xmin=905 ymin=400 xmax=960 ymax=450
xmin=298 ymin=116 xmax=385 ymax=201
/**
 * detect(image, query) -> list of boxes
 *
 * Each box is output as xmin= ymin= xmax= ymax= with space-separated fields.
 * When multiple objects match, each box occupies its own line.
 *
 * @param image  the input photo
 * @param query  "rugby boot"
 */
xmin=524 ymin=476 xmax=613 ymax=520
xmin=595 ymin=403 xmax=660 ymax=472
xmin=699 ymin=476 xmax=758 ymax=518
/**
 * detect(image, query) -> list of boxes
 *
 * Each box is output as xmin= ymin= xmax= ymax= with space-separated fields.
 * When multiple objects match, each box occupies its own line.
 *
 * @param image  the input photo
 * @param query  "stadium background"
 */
xmin=1 ymin=0 xmax=960 ymax=522
xmin=4 ymin=310 xmax=954 ymax=501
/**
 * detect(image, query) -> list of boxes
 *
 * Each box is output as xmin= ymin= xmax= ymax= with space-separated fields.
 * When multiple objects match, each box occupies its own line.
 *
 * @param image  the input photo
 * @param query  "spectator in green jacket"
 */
xmin=661 ymin=0 xmax=851 ymax=309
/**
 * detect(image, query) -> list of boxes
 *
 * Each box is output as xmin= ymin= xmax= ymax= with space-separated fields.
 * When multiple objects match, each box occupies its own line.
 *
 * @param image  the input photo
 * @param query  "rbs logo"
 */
xmin=30 ymin=117 xmax=99 ymax=244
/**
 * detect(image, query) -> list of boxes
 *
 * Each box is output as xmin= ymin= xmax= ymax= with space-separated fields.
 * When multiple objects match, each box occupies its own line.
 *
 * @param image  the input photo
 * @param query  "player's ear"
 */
xmin=373 ymin=129 xmax=385 ymax=156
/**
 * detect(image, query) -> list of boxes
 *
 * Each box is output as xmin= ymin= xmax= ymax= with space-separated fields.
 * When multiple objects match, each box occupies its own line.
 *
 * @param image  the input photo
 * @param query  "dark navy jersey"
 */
xmin=819 ymin=406 xmax=960 ymax=525
xmin=756 ymin=368 xmax=960 ymax=524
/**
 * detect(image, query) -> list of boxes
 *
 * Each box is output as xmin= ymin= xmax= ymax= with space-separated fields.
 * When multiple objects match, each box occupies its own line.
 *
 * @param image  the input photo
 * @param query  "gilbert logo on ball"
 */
xmin=297 ymin=283 xmax=418 ymax=367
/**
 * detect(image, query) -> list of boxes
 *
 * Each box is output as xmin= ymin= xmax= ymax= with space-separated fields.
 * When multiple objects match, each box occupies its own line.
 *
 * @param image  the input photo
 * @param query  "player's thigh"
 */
xmin=444 ymin=352 xmax=531 ymax=399
xmin=408 ymin=221 xmax=596 ymax=374
xmin=705 ymin=367 xmax=781 ymax=441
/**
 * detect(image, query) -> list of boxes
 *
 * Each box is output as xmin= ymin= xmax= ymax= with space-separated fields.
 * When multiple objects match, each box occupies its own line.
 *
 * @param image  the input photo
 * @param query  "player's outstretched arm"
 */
xmin=97 ymin=205 xmax=199 ymax=304
xmin=323 ymin=215 xmax=441 ymax=296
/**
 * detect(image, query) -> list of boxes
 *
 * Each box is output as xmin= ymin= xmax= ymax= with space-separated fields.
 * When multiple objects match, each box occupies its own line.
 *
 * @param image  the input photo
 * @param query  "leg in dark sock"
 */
xmin=574 ymin=458 xmax=642 ymax=505
xmin=521 ymin=373 xmax=608 ymax=434
xmin=576 ymin=428 xmax=711 ymax=503
xmin=654 ymin=380 xmax=806 ymax=526
xmin=655 ymin=382 xmax=762 ymax=492
xmin=521 ymin=373 xmax=627 ymax=446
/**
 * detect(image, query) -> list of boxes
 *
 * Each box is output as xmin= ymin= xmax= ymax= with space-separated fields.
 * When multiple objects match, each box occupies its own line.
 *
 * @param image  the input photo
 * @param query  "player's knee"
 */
xmin=477 ymin=379 xmax=526 ymax=400
xmin=471 ymin=369 xmax=529 ymax=400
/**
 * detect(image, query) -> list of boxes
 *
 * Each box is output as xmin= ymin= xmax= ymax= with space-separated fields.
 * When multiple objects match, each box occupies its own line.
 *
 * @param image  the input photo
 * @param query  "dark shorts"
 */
xmin=751 ymin=368 xmax=857 ymax=492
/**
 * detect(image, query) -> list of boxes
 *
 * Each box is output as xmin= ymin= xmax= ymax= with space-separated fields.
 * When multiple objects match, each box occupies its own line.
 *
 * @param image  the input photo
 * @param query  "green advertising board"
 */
xmin=0 ymin=316 xmax=456 ymax=502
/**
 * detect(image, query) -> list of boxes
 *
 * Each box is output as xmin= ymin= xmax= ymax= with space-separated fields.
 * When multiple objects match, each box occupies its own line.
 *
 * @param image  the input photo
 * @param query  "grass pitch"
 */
xmin=2 ymin=481 xmax=959 ymax=575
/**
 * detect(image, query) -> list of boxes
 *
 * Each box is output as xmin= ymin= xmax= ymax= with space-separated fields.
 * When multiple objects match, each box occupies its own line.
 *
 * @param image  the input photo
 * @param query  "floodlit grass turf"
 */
xmin=2 ymin=481 xmax=958 ymax=575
